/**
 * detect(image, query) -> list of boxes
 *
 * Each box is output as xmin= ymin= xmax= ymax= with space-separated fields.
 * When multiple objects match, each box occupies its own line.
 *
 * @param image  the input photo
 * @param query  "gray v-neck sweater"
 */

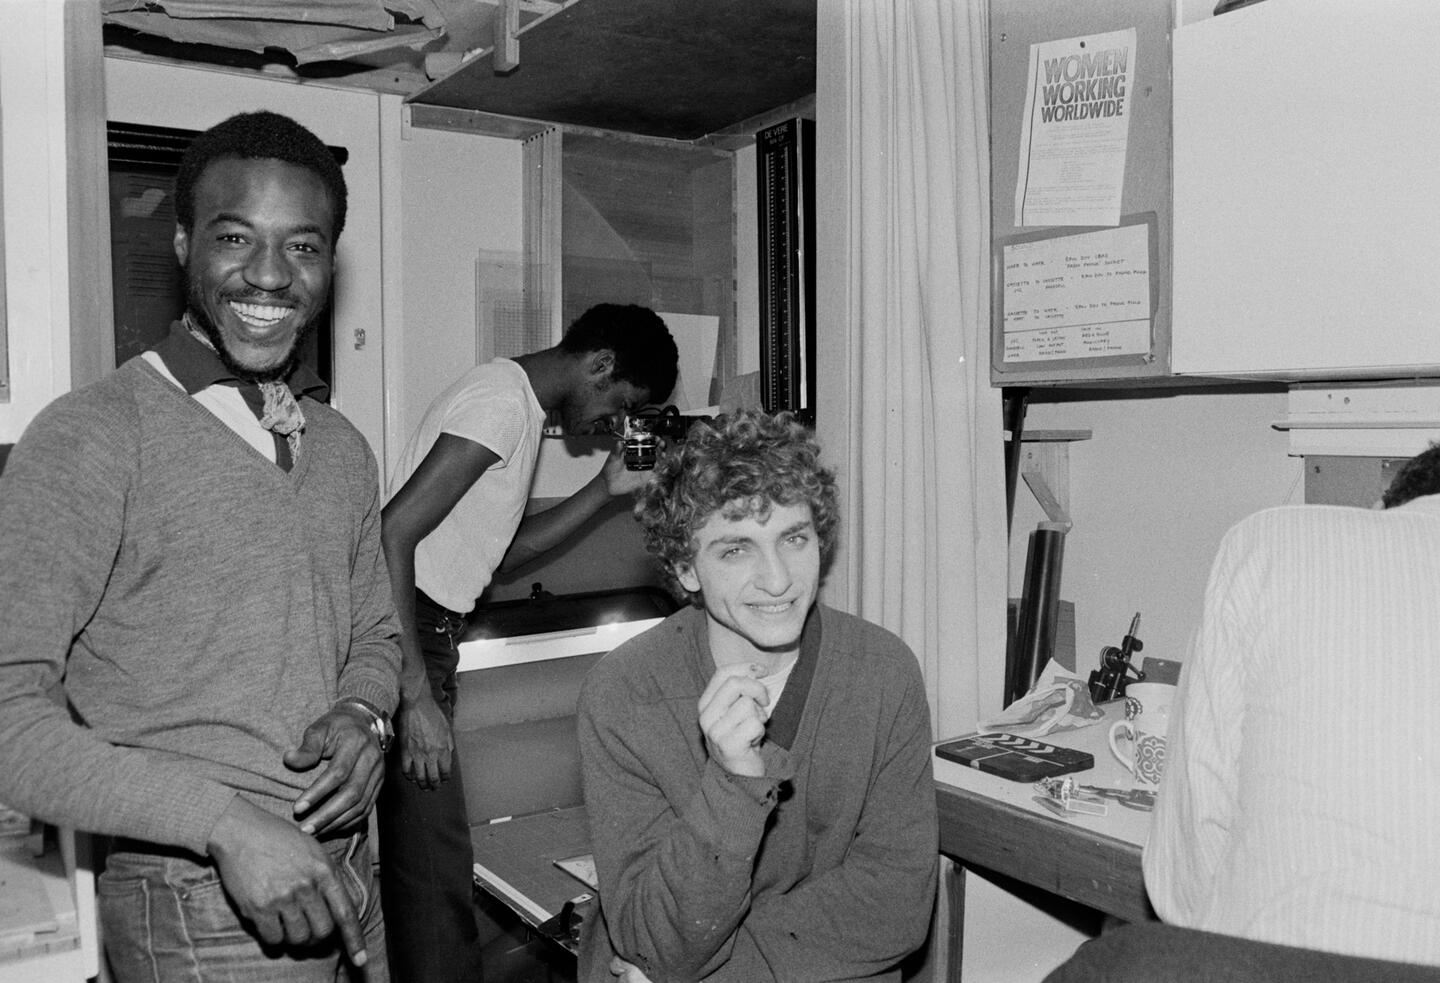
xmin=0 ymin=357 xmax=400 ymax=853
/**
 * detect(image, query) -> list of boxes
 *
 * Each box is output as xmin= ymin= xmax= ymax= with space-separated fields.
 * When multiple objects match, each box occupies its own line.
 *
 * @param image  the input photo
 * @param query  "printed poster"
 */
xmin=1014 ymin=28 xmax=1136 ymax=227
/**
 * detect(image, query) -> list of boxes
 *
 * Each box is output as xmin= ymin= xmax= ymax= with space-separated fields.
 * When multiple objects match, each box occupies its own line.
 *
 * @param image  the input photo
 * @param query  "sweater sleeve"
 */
xmin=0 ymin=397 xmax=236 ymax=850
xmin=731 ymin=662 xmax=939 ymax=981
xmin=336 ymin=441 xmax=401 ymax=714
xmin=578 ymin=663 xmax=783 ymax=982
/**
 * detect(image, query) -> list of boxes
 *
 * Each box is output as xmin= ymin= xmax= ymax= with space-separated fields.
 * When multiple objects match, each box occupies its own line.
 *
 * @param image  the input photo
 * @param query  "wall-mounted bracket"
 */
xmin=1021 ymin=470 xmax=1071 ymax=532
xmin=1014 ymin=429 xmax=1090 ymax=528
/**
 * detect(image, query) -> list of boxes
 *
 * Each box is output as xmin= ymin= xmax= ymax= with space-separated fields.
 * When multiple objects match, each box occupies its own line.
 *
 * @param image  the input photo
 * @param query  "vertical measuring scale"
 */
xmin=756 ymin=119 xmax=815 ymax=421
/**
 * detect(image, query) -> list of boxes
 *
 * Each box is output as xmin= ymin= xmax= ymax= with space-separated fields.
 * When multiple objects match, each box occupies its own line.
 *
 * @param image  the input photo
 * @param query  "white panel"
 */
xmin=1277 ymin=382 xmax=1440 ymax=456
xmin=1174 ymin=0 xmax=1213 ymax=27
xmin=1283 ymin=428 xmax=1438 ymax=459
xmin=393 ymin=124 xmax=523 ymax=481
xmin=379 ymin=94 xmax=406 ymax=486
xmin=961 ymin=869 xmax=1089 ymax=983
xmin=0 ymin=2 xmax=71 ymax=441
xmin=1172 ymin=0 xmax=1440 ymax=378
xmin=1015 ymin=390 xmax=1299 ymax=677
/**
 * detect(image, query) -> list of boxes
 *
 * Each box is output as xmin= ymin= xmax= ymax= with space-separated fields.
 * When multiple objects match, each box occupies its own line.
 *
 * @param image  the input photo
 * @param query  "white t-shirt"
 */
xmin=389 ymin=359 xmax=545 ymax=615
xmin=759 ymin=655 xmax=798 ymax=720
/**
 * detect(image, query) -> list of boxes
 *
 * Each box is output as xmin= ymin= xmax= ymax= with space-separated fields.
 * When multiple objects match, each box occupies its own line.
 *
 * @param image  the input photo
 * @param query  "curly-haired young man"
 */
xmin=576 ymin=409 xmax=938 ymax=983
xmin=0 ymin=111 xmax=400 ymax=982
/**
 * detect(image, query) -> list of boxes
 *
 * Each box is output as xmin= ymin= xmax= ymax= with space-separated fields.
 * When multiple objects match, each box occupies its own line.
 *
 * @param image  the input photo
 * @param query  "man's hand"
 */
xmin=609 ymin=956 xmax=655 ymax=982
xmin=207 ymin=796 xmax=369 ymax=966
xmin=600 ymin=439 xmax=658 ymax=497
xmin=396 ymin=688 xmax=455 ymax=790
xmin=284 ymin=705 xmax=384 ymax=836
xmin=698 ymin=663 xmax=770 ymax=778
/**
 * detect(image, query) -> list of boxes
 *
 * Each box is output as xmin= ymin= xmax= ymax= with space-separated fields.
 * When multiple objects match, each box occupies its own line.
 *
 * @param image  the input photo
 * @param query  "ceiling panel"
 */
xmin=409 ymin=0 xmax=816 ymax=140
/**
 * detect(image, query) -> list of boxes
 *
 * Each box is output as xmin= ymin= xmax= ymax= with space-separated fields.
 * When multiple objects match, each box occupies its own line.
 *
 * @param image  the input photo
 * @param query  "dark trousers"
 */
xmin=378 ymin=591 xmax=483 ymax=983
xmin=1044 ymin=923 xmax=1440 ymax=983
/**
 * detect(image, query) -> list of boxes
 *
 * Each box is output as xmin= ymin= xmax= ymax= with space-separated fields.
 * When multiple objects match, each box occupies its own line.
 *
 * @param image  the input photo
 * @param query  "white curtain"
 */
xmin=825 ymin=0 xmax=1007 ymax=740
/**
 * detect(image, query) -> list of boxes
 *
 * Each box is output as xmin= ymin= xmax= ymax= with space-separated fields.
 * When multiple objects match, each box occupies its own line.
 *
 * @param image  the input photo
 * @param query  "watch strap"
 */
xmin=335 ymin=696 xmax=394 ymax=752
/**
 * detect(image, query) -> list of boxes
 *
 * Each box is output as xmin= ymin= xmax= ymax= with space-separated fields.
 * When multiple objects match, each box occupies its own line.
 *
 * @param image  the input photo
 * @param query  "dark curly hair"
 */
xmin=174 ymin=111 xmax=348 ymax=242
xmin=559 ymin=304 xmax=678 ymax=406
xmin=635 ymin=409 xmax=839 ymax=600
xmin=1383 ymin=442 xmax=1440 ymax=508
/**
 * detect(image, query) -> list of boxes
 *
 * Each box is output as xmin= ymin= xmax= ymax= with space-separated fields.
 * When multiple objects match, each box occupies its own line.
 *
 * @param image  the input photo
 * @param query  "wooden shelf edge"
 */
xmin=1008 ymin=429 xmax=1093 ymax=442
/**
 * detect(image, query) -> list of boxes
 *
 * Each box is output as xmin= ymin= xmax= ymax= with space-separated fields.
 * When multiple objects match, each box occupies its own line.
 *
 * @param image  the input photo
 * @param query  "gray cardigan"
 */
xmin=578 ymin=603 xmax=938 ymax=982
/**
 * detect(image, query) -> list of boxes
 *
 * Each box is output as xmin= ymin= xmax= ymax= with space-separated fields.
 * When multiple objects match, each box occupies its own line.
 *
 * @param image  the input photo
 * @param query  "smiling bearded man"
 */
xmin=0 ymin=111 xmax=401 ymax=983
xmin=176 ymin=153 xmax=332 ymax=384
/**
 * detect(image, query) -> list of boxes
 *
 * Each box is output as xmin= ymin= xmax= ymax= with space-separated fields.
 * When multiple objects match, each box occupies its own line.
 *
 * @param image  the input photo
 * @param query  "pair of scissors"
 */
xmin=1078 ymin=784 xmax=1156 ymax=811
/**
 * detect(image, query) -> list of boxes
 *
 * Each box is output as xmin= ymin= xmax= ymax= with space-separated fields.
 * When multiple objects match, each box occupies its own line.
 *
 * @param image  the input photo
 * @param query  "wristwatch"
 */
xmin=336 ymin=697 xmax=394 ymax=753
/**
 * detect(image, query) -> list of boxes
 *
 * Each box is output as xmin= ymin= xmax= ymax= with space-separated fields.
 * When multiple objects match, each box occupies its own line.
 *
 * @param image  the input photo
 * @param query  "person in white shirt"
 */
xmin=1046 ymin=444 xmax=1440 ymax=981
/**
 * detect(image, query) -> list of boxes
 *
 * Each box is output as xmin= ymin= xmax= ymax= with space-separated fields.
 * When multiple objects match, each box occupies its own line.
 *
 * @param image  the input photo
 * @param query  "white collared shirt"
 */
xmin=1145 ymin=495 xmax=1440 ymax=964
xmin=142 ymin=350 xmax=277 ymax=463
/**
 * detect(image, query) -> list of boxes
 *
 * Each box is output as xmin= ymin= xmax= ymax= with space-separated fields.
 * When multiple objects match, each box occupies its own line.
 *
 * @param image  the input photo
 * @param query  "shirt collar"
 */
xmin=150 ymin=319 xmax=330 ymax=402
xmin=1394 ymin=493 xmax=1440 ymax=516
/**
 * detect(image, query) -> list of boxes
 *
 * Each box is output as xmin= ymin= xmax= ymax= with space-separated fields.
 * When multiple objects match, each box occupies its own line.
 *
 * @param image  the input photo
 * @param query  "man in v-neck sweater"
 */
xmin=0 ymin=111 xmax=400 ymax=982
xmin=577 ymin=410 xmax=939 ymax=982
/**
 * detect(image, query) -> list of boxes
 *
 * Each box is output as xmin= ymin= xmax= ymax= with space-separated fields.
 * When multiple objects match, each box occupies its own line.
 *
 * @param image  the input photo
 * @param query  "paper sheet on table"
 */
xmin=980 ymin=659 xmax=1105 ymax=738
xmin=554 ymin=853 xmax=598 ymax=891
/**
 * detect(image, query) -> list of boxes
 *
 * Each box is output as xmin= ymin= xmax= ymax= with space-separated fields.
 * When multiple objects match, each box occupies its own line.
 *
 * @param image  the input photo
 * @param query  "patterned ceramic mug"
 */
xmin=1108 ymin=682 xmax=1176 ymax=791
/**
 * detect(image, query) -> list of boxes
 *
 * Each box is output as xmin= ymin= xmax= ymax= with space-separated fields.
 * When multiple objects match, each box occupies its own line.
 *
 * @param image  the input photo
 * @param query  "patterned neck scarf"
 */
xmin=184 ymin=313 xmax=305 ymax=460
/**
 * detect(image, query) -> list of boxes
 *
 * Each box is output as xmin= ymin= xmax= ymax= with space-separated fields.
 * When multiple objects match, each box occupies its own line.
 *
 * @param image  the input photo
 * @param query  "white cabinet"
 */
xmin=1171 ymin=0 xmax=1440 ymax=380
xmin=0 ymin=827 xmax=99 ymax=983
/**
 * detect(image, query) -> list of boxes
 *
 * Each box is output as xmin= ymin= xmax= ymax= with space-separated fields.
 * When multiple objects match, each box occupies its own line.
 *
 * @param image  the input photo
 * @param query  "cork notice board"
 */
xmin=989 ymin=0 xmax=1172 ymax=386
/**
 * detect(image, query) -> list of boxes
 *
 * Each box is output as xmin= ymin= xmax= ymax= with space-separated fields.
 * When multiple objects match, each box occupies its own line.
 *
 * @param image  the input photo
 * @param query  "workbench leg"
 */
xmin=945 ymin=859 xmax=965 ymax=982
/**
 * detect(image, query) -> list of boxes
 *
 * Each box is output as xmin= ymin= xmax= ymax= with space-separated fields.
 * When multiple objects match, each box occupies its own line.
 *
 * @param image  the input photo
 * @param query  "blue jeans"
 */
xmin=377 ymin=590 xmax=483 ymax=983
xmin=98 ymin=829 xmax=388 ymax=983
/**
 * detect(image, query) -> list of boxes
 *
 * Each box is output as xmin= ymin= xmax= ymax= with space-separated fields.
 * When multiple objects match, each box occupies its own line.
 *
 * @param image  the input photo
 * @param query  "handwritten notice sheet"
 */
xmin=1014 ymin=28 xmax=1136 ymax=227
xmin=1001 ymin=222 xmax=1151 ymax=363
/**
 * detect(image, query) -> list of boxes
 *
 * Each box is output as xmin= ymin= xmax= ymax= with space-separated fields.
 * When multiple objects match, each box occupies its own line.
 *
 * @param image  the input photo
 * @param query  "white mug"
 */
xmin=1108 ymin=682 xmax=1176 ymax=790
